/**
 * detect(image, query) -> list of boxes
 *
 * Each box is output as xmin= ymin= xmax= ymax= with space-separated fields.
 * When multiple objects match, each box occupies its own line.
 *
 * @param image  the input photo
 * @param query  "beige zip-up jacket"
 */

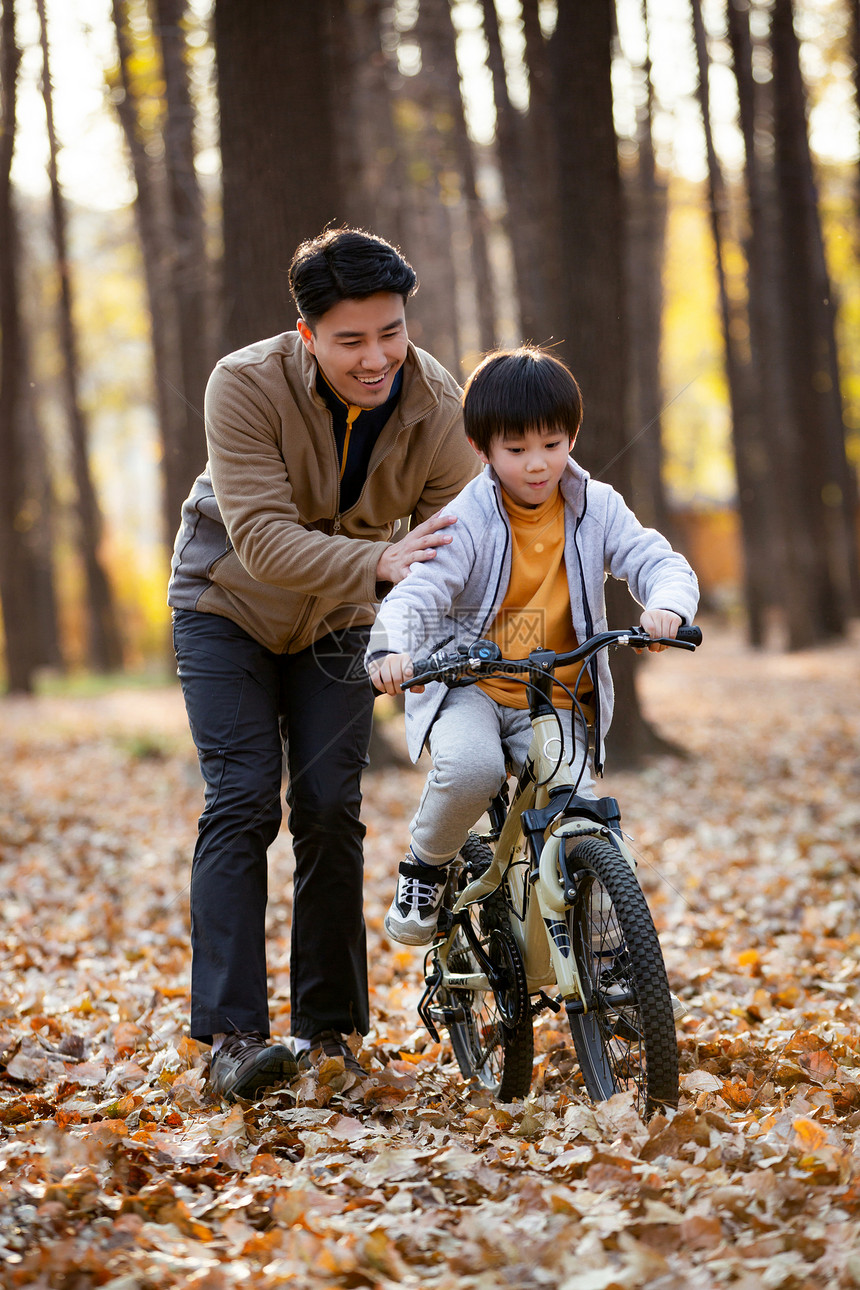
xmin=168 ymin=331 xmax=479 ymax=654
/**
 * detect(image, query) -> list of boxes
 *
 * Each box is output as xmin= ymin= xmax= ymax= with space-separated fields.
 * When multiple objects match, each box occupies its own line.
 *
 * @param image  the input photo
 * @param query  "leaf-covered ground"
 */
xmin=1 ymin=619 xmax=859 ymax=1289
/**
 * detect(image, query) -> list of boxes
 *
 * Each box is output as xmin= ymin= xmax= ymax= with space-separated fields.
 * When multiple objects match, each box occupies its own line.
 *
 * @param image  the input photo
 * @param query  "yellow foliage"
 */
xmin=661 ymin=177 xmax=736 ymax=508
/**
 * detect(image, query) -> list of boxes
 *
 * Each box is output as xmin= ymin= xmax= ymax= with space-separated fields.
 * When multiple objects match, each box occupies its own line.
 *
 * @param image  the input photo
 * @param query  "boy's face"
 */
xmin=297 ymin=292 xmax=408 ymax=408
xmin=470 ymin=426 xmax=573 ymax=508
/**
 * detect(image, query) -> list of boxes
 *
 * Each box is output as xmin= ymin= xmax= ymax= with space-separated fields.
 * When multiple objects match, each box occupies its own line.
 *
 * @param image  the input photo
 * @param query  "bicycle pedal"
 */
xmin=530 ymin=990 xmax=562 ymax=1018
xmin=428 ymin=1005 xmax=468 ymax=1025
xmin=435 ymin=909 xmax=454 ymax=936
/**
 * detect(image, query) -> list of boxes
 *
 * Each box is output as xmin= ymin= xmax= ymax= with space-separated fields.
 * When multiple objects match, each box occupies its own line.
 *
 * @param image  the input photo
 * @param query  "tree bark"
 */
xmin=111 ymin=0 xmax=187 ymax=547
xmin=480 ymin=0 xmax=544 ymax=342
xmin=771 ymin=0 xmax=856 ymax=640
xmin=438 ymin=0 xmax=497 ymax=353
xmin=330 ymin=0 xmax=407 ymax=243
xmin=548 ymin=0 xmax=672 ymax=767
xmin=153 ymin=0 xmax=211 ymax=514
xmin=519 ymin=0 xmax=562 ymax=335
xmin=0 ymin=0 xmax=40 ymax=692
xmin=726 ymin=0 xmax=819 ymax=647
xmin=624 ymin=0 xmax=669 ymax=537
xmin=19 ymin=356 xmax=63 ymax=669
xmin=690 ymin=0 xmax=772 ymax=645
xmin=37 ymin=0 xmax=123 ymax=672
xmin=214 ymin=1 xmax=344 ymax=351
xmin=399 ymin=0 xmax=492 ymax=368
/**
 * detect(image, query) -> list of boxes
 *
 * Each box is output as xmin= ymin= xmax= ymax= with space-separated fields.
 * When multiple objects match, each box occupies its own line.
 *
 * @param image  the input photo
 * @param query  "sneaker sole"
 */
xmin=384 ymin=912 xmax=436 ymax=947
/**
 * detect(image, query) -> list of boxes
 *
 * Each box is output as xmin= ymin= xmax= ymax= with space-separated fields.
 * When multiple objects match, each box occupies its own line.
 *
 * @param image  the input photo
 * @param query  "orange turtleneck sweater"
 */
xmin=477 ymin=487 xmax=594 ymax=716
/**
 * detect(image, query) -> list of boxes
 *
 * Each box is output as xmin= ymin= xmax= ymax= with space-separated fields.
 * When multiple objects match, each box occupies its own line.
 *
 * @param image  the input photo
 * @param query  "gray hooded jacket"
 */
xmin=366 ymin=460 xmax=699 ymax=772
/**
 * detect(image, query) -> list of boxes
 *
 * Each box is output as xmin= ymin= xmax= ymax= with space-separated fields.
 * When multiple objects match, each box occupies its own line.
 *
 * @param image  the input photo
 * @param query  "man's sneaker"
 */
xmin=384 ymin=858 xmax=449 ymax=946
xmin=209 ymin=1030 xmax=301 ymax=1101
xmin=308 ymin=1030 xmax=365 ymax=1076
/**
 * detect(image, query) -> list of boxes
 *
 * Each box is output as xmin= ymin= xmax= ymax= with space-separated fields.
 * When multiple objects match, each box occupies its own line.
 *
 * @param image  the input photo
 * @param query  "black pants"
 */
xmin=173 ymin=610 xmax=375 ymax=1044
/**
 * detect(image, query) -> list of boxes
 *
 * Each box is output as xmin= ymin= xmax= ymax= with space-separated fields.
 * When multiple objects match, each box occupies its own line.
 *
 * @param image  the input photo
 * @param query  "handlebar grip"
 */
xmin=676 ymin=625 xmax=702 ymax=647
xmin=401 ymin=658 xmax=434 ymax=689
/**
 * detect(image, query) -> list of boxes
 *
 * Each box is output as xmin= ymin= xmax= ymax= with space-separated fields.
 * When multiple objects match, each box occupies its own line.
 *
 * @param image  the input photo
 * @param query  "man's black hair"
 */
xmin=463 ymin=346 xmax=584 ymax=455
xmin=289 ymin=227 xmax=417 ymax=327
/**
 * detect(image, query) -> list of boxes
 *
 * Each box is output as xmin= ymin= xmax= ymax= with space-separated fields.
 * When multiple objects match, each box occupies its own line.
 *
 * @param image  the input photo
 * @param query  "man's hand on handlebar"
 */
xmin=368 ymin=651 xmax=423 ymax=695
xmin=638 ymin=609 xmax=682 ymax=653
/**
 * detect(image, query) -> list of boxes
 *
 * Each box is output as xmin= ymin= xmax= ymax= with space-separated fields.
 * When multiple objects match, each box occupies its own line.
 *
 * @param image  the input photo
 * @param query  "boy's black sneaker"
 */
xmin=209 ymin=1030 xmax=302 ymax=1101
xmin=308 ymin=1029 xmax=365 ymax=1076
xmin=384 ymin=857 xmax=449 ymax=945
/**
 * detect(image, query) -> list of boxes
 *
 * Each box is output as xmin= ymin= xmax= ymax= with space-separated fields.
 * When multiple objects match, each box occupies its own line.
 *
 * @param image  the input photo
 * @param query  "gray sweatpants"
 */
xmin=410 ymin=685 xmax=596 ymax=865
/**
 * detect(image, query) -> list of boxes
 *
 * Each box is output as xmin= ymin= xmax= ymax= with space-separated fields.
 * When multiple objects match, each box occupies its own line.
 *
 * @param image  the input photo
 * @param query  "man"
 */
xmin=168 ymin=228 xmax=478 ymax=1100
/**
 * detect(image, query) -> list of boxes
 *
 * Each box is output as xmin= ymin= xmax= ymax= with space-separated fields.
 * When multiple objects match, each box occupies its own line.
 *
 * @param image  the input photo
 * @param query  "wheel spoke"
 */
xmin=438 ymin=836 xmax=534 ymax=1101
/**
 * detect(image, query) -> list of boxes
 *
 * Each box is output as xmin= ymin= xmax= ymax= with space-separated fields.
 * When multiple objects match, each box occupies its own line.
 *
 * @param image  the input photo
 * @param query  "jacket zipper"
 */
xmin=571 ymin=480 xmax=603 ymax=774
xmin=476 ymin=485 xmax=510 ymax=637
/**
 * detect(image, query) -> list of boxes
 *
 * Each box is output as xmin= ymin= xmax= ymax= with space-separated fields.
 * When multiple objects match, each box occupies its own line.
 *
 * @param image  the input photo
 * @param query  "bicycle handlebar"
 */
xmin=401 ymin=624 xmax=702 ymax=690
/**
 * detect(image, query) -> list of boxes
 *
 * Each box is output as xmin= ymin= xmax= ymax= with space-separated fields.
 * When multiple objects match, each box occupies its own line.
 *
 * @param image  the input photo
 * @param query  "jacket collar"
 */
xmin=482 ymin=456 xmax=590 ymax=513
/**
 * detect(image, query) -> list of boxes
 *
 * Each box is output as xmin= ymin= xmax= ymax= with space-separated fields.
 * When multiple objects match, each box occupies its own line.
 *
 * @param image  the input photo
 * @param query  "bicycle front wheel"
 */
xmin=564 ymin=836 xmax=678 ymax=1116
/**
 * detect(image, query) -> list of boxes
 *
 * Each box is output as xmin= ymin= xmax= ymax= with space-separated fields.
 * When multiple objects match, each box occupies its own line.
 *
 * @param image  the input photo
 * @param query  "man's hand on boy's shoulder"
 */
xmin=375 ymin=513 xmax=457 ymax=586
xmin=638 ymin=609 xmax=682 ymax=653
xmin=368 ymin=652 xmax=423 ymax=695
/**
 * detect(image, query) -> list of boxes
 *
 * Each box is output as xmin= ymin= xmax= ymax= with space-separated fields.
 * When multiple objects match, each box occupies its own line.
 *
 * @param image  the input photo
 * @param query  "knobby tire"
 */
xmin=564 ymin=836 xmax=679 ymax=1116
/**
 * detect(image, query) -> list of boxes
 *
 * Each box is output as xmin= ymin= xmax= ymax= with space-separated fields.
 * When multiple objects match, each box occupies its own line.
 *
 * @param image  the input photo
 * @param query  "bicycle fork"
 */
xmin=529 ymin=820 xmax=638 ymax=1017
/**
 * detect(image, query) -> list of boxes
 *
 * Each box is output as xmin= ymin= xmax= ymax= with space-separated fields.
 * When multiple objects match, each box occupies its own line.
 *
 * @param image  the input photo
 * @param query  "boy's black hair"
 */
xmin=463 ymin=346 xmax=583 ymax=455
xmin=289 ymin=227 xmax=417 ymax=327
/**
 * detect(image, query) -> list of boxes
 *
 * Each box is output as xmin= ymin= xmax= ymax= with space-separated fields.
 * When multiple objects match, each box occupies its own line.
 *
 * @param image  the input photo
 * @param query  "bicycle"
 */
xmin=401 ymin=624 xmax=702 ymax=1117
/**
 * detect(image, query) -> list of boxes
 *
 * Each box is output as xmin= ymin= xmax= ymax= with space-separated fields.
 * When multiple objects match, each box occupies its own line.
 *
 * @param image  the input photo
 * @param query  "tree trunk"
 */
xmin=153 ymin=0 xmax=211 ymax=513
xmin=214 ymin=1 xmax=344 ymax=351
xmin=111 ymin=0 xmax=187 ymax=547
xmin=690 ymin=0 xmax=771 ymax=646
xmin=481 ymin=0 xmax=544 ymax=341
xmin=771 ymin=0 xmax=855 ymax=640
xmin=330 ymin=0 xmax=407 ymax=244
xmin=548 ymin=0 xmax=671 ymax=767
xmin=37 ymin=0 xmax=123 ymax=672
xmin=439 ymin=0 xmax=497 ymax=353
xmin=403 ymin=0 xmax=493 ymax=368
xmin=519 ymin=0 xmax=560 ymax=332
xmin=20 ymin=359 xmax=63 ymax=669
xmin=726 ymin=0 xmax=820 ymax=648
xmin=624 ymin=0 xmax=669 ymax=537
xmin=0 ymin=0 xmax=40 ymax=692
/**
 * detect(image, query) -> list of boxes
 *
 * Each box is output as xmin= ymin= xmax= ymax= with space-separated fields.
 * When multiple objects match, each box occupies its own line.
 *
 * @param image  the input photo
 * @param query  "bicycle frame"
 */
xmin=411 ymin=626 xmax=700 ymax=1046
xmin=433 ymin=709 xmax=638 ymax=1016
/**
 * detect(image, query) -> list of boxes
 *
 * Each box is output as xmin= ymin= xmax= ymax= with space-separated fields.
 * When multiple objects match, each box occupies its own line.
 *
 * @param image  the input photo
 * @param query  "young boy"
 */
xmin=366 ymin=346 xmax=699 ymax=947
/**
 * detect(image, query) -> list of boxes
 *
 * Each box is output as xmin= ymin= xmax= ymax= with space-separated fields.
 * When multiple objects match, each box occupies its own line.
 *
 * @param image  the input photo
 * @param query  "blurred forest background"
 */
xmin=0 ymin=0 xmax=858 ymax=700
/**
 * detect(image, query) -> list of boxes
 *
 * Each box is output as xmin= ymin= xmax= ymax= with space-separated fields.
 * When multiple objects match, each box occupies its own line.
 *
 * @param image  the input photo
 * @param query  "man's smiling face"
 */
xmin=297 ymin=292 xmax=409 ymax=408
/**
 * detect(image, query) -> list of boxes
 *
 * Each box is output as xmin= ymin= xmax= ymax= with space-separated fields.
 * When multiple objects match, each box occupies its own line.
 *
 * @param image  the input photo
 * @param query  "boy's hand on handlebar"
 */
xmin=376 ymin=513 xmax=457 ymax=585
xmin=368 ymin=652 xmax=423 ymax=695
xmin=638 ymin=609 xmax=682 ymax=653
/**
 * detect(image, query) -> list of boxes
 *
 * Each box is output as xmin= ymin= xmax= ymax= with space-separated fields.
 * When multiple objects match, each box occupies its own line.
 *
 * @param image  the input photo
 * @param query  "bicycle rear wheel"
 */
xmin=564 ymin=836 xmax=678 ymax=1116
xmin=442 ymin=836 xmax=533 ymax=1101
